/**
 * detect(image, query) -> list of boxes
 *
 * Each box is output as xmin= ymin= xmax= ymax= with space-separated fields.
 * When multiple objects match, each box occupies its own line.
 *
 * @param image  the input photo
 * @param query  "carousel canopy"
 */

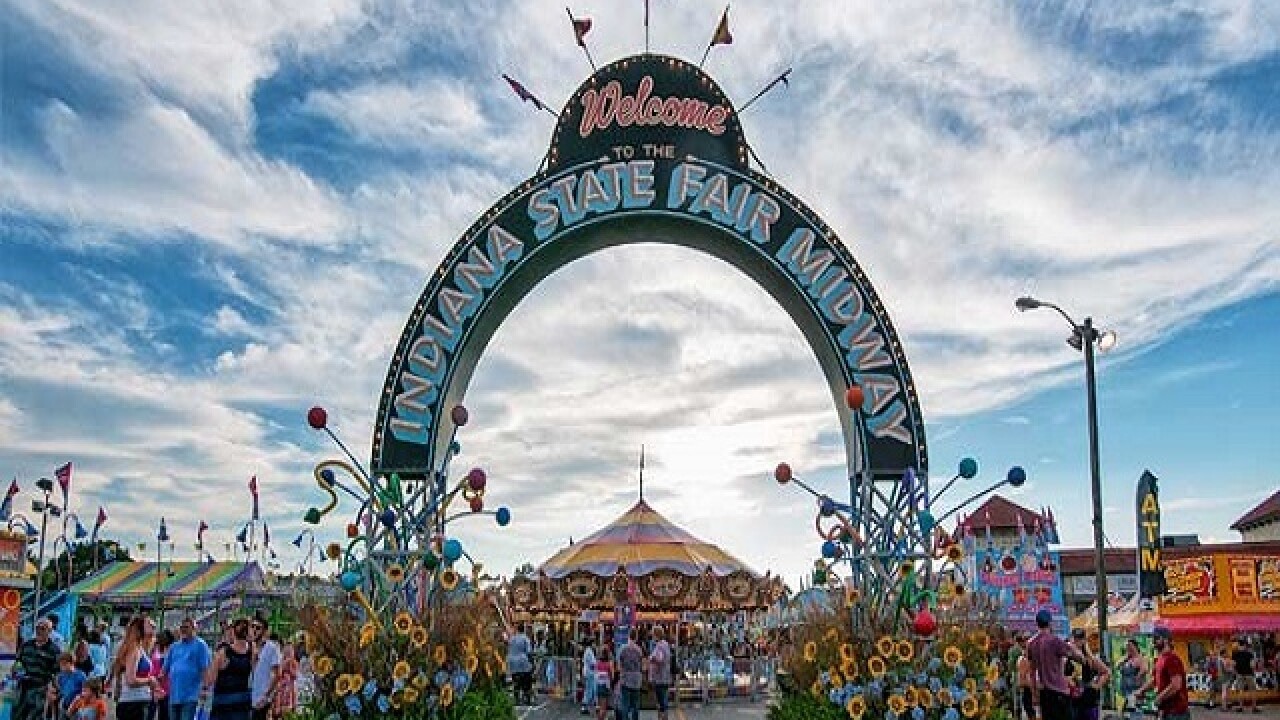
xmin=539 ymin=499 xmax=756 ymax=579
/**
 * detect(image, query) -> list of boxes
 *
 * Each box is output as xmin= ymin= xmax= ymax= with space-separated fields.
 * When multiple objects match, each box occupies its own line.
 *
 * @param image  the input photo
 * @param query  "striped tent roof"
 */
xmin=69 ymin=561 xmax=264 ymax=600
xmin=538 ymin=499 xmax=757 ymax=579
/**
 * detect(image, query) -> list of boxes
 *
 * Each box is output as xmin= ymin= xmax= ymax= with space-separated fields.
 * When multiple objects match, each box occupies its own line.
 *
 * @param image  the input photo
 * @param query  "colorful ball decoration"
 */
xmin=307 ymin=406 xmax=328 ymax=430
xmin=466 ymin=468 xmax=486 ymax=492
xmin=495 ymin=507 xmax=511 ymax=526
xmin=346 ymin=523 xmax=359 ymax=538
xmin=423 ymin=551 xmax=440 ymax=570
xmin=450 ymin=404 xmax=469 ymax=427
xmin=958 ymin=457 xmax=978 ymax=479
xmin=379 ymin=508 xmax=397 ymax=528
xmin=340 ymin=570 xmax=362 ymax=592
xmin=821 ymin=540 xmax=839 ymax=559
xmin=1007 ymin=466 xmax=1027 ymax=487
xmin=912 ymin=608 xmax=938 ymax=637
xmin=442 ymin=538 xmax=463 ymax=564
xmin=845 ymin=385 xmax=865 ymax=411
xmin=819 ymin=496 xmax=836 ymax=517
xmin=468 ymin=496 xmax=484 ymax=513
xmin=320 ymin=468 xmax=335 ymax=484
xmin=774 ymin=463 xmax=792 ymax=484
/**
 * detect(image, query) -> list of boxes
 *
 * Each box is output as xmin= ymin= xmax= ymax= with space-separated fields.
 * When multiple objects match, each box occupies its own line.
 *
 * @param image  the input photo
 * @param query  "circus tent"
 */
xmin=508 ymin=499 xmax=781 ymax=612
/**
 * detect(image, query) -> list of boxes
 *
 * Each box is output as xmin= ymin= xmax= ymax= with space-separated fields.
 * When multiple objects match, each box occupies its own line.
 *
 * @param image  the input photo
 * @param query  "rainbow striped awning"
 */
xmin=69 ymin=561 xmax=264 ymax=600
xmin=539 ymin=500 xmax=757 ymax=579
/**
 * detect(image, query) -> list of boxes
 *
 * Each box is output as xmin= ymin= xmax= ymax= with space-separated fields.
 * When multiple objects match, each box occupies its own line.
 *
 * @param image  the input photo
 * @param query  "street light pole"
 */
xmin=1016 ymin=298 xmax=1115 ymax=646
xmin=31 ymin=478 xmax=54 ymax=627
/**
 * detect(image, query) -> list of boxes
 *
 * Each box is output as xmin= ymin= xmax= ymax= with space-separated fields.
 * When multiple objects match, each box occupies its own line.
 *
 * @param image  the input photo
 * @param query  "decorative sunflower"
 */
xmin=830 ymin=671 xmax=844 ymax=689
xmin=946 ymin=544 xmax=964 ymax=562
xmin=413 ymin=672 xmax=429 ymax=690
xmin=868 ymin=656 xmax=887 ymax=678
xmin=334 ymin=674 xmax=351 ymax=696
xmin=876 ymin=636 xmax=896 ymax=658
xmin=840 ymin=643 xmax=855 ymax=661
xmin=937 ymin=688 xmax=954 ymax=707
xmin=840 ymin=657 xmax=858 ymax=679
xmin=896 ymin=639 xmax=914 ymax=662
xmin=394 ymin=612 xmax=414 ymax=636
xmin=392 ymin=661 xmax=411 ymax=681
xmin=962 ymin=696 xmax=979 ymax=718
xmin=325 ymin=542 xmax=342 ymax=560
xmin=402 ymin=687 xmax=419 ymax=705
xmin=314 ymin=656 xmax=334 ymax=677
xmin=964 ymin=678 xmax=977 ymax=696
xmin=943 ymin=645 xmax=963 ymax=668
xmin=970 ymin=630 xmax=990 ymax=652
xmin=824 ymin=627 xmax=841 ymax=643
xmin=985 ymin=664 xmax=1000 ymax=683
xmin=904 ymin=686 xmax=919 ymax=707
xmin=386 ymin=563 xmax=405 ymax=583
xmin=359 ymin=623 xmax=376 ymax=648
xmin=465 ymin=654 xmax=479 ymax=674
xmin=440 ymin=568 xmax=459 ymax=590
xmin=918 ymin=688 xmax=934 ymax=708
xmin=845 ymin=586 xmax=862 ymax=605
xmin=411 ymin=626 xmax=429 ymax=649
xmin=888 ymin=694 xmax=907 ymax=716
xmin=898 ymin=560 xmax=915 ymax=578
xmin=440 ymin=683 xmax=454 ymax=708
xmin=349 ymin=674 xmax=364 ymax=691
xmin=953 ymin=583 xmax=966 ymax=597
xmin=810 ymin=680 xmax=824 ymax=698
xmin=803 ymin=641 xmax=818 ymax=662
xmin=846 ymin=695 xmax=867 ymax=719
xmin=433 ymin=644 xmax=448 ymax=666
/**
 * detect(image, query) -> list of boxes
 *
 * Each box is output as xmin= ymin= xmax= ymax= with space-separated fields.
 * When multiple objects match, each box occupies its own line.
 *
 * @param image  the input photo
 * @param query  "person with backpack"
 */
xmin=647 ymin=627 xmax=672 ymax=720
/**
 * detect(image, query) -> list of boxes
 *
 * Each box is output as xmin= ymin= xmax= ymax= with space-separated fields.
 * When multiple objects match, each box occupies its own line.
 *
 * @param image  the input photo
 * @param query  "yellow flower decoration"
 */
xmin=810 ymin=680 xmax=824 ymax=698
xmin=937 ymin=688 xmax=954 ymax=707
xmin=387 ymin=563 xmax=405 ymax=583
xmin=824 ymin=627 xmax=841 ymax=643
xmin=433 ymin=644 xmax=448 ymax=666
xmin=392 ymin=660 xmax=411 ymax=681
xmin=359 ymin=622 xmax=375 ymax=648
xmin=962 ymin=696 xmax=979 ymax=718
xmin=334 ymin=674 xmax=351 ymax=696
xmin=390 ymin=694 xmax=402 ymax=710
xmin=946 ymin=544 xmax=964 ymax=562
xmin=981 ymin=691 xmax=995 ymax=711
xmin=314 ymin=656 xmax=334 ymax=677
xmin=440 ymin=568 xmax=459 ymax=590
xmin=465 ymin=654 xmax=479 ymax=675
xmin=394 ymin=612 xmax=414 ymax=636
xmin=964 ymin=678 xmax=977 ymax=696
xmin=803 ymin=641 xmax=818 ymax=662
xmin=840 ymin=657 xmax=858 ymax=679
xmin=876 ymin=636 xmax=896 ymax=658
xmin=896 ymin=640 xmax=914 ymax=662
xmin=918 ymin=688 xmax=934 ymax=708
xmin=888 ymin=694 xmax=907 ymax=716
xmin=402 ymin=687 xmax=419 ymax=705
xmin=985 ymin=664 xmax=1000 ymax=683
xmin=846 ymin=695 xmax=867 ymax=720
xmin=953 ymin=583 xmax=966 ymax=598
xmin=839 ymin=643 xmax=855 ymax=661
xmin=440 ymin=683 xmax=454 ymax=707
xmin=349 ymin=674 xmax=364 ymax=692
xmin=970 ymin=630 xmax=990 ymax=652
xmin=868 ymin=656 xmax=887 ymax=678
xmin=943 ymin=645 xmax=963 ymax=668
xmin=411 ymin=626 xmax=429 ymax=649
xmin=830 ymin=671 xmax=844 ymax=689
xmin=904 ymin=686 xmax=919 ymax=707
xmin=413 ymin=672 xmax=429 ymax=690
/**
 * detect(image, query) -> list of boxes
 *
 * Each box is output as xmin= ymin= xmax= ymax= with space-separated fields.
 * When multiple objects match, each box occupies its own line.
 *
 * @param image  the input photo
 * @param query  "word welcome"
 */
xmin=579 ymin=76 xmax=729 ymax=139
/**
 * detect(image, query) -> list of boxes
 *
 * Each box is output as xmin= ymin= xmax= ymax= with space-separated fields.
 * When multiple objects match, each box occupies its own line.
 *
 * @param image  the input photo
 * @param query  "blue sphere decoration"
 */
xmin=379 ymin=508 xmax=396 ymax=528
xmin=339 ymin=570 xmax=362 ymax=592
xmin=821 ymin=540 xmax=838 ymax=559
xmin=958 ymin=457 xmax=978 ymax=479
xmin=819 ymin=496 xmax=836 ymax=517
xmin=442 ymin=538 xmax=463 ymax=563
xmin=917 ymin=510 xmax=936 ymax=537
xmin=320 ymin=468 xmax=335 ymax=484
xmin=495 ymin=507 xmax=511 ymax=526
xmin=1007 ymin=466 xmax=1027 ymax=487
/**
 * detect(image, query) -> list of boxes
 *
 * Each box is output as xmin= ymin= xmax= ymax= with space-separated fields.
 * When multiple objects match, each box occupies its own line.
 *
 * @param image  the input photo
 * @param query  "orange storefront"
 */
xmin=1158 ymin=543 xmax=1280 ymax=704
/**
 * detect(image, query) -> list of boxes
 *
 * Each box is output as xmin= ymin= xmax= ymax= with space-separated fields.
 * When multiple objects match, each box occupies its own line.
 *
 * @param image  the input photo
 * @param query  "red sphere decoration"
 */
xmin=912 ymin=608 xmax=937 ymax=637
xmin=346 ymin=523 xmax=359 ymax=538
xmin=774 ymin=463 xmax=793 ymax=484
xmin=469 ymin=496 xmax=484 ymax=513
xmin=845 ymin=385 xmax=865 ymax=412
xmin=307 ymin=406 xmax=328 ymax=430
xmin=467 ymin=468 xmax=487 ymax=492
xmin=450 ymin=404 xmax=469 ymax=427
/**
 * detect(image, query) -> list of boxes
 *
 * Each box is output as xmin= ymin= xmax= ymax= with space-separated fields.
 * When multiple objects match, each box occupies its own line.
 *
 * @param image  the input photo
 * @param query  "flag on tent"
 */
xmin=92 ymin=506 xmax=107 ymax=541
xmin=248 ymin=475 xmax=260 ymax=520
xmin=54 ymin=462 xmax=72 ymax=502
xmin=158 ymin=517 xmax=169 ymax=543
xmin=197 ymin=520 xmax=209 ymax=548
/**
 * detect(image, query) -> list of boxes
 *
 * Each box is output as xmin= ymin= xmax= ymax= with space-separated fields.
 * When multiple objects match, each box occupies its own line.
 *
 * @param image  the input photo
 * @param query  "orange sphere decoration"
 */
xmin=346 ymin=523 xmax=359 ymax=538
xmin=845 ymin=385 xmax=865 ymax=411
xmin=469 ymin=496 xmax=484 ymax=513
xmin=774 ymin=463 xmax=793 ymax=484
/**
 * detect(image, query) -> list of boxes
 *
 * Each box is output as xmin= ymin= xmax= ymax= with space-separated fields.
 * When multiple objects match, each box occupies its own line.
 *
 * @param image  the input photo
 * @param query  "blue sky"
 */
xmin=1 ymin=0 xmax=1277 ymax=585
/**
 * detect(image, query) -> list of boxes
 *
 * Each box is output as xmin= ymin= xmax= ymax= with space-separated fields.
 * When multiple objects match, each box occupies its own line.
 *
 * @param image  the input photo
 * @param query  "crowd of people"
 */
xmin=11 ymin=613 xmax=301 ymax=720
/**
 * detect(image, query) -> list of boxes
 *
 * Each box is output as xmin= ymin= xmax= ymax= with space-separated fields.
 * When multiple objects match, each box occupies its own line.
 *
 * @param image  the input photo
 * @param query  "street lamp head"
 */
xmin=1067 ymin=329 xmax=1084 ymax=352
xmin=1015 ymin=296 xmax=1042 ymax=312
xmin=35 ymin=477 xmax=54 ymax=493
xmin=1097 ymin=329 xmax=1118 ymax=353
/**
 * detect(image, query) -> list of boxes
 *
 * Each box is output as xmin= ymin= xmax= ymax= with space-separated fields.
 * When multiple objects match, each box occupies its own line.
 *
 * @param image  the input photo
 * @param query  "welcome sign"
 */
xmin=373 ymin=55 xmax=927 ymax=485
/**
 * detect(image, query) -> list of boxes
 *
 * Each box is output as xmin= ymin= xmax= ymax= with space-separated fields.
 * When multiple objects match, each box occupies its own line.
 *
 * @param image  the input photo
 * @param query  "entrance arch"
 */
xmin=371 ymin=55 xmax=927 ymax=487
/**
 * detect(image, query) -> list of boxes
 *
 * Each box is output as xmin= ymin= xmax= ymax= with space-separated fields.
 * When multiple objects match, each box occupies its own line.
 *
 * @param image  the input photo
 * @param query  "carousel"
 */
xmin=506 ymin=496 xmax=784 ymax=703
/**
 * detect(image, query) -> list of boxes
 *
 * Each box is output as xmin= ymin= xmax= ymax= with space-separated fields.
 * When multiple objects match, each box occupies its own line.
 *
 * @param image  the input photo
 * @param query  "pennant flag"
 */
xmin=197 ymin=520 xmax=209 ymax=548
xmin=569 ymin=9 xmax=592 ymax=47
xmin=158 ymin=517 xmax=169 ymax=543
xmin=54 ymin=462 xmax=72 ymax=501
xmin=248 ymin=475 xmax=260 ymax=520
xmin=263 ymin=523 xmax=271 ymax=547
xmin=236 ymin=524 xmax=248 ymax=544
xmin=0 ymin=479 xmax=16 ymax=522
xmin=291 ymin=531 xmax=307 ymax=549
xmin=72 ymin=517 xmax=88 ymax=540
xmin=502 ymin=74 xmax=549 ymax=112
xmin=711 ymin=6 xmax=732 ymax=47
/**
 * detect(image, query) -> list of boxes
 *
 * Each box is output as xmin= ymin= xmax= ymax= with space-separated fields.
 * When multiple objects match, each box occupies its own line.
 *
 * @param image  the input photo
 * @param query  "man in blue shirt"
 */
xmin=164 ymin=617 xmax=212 ymax=720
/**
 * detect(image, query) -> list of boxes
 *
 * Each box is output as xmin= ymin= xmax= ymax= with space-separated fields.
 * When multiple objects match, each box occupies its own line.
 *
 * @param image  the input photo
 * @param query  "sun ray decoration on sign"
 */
xmin=300 ymin=404 xmax=511 ymax=713
xmin=775 ymin=383 xmax=1027 ymax=633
